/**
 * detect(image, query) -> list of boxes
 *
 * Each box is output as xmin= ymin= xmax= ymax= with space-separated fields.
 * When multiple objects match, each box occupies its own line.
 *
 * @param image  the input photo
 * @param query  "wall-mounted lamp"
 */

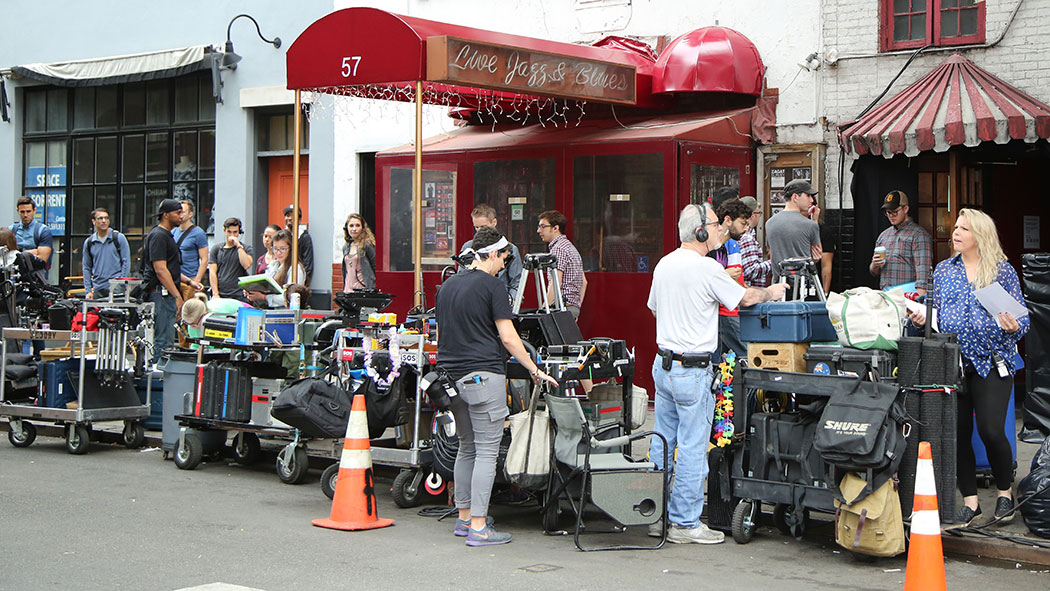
xmin=211 ymin=13 xmax=281 ymax=103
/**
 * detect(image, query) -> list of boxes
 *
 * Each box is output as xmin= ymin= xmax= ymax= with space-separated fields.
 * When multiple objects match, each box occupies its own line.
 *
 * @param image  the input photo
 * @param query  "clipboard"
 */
xmin=237 ymin=273 xmax=284 ymax=295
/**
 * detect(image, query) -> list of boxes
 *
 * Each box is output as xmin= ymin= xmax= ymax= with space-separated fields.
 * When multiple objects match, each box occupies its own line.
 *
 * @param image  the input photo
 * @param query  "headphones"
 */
xmin=687 ymin=203 xmax=710 ymax=243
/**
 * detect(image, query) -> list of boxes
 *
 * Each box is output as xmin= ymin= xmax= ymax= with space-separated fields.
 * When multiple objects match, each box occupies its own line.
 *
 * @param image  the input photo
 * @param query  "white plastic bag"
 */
xmin=826 ymin=287 xmax=906 ymax=350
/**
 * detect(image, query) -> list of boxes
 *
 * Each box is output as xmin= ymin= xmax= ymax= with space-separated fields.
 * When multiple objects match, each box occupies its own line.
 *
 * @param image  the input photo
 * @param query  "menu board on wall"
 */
xmin=768 ymin=166 xmax=811 ymax=215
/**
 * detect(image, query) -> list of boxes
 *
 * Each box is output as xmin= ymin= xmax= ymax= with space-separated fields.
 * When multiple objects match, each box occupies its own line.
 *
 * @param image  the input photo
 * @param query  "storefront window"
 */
xmin=573 ymin=153 xmax=664 ymax=273
xmin=386 ymin=167 xmax=457 ymax=271
xmin=21 ymin=72 xmax=216 ymax=280
xmin=473 ymin=158 xmax=555 ymax=257
xmin=690 ymin=164 xmax=740 ymax=206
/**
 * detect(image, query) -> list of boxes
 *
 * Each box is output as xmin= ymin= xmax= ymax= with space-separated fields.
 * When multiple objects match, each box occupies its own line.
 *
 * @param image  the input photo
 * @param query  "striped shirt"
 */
xmin=547 ymin=235 xmax=584 ymax=308
xmin=738 ymin=228 xmax=771 ymax=287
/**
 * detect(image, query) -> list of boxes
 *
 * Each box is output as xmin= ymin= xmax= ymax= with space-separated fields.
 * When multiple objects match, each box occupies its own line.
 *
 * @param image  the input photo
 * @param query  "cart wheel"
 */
xmin=122 ymin=421 xmax=145 ymax=449
xmin=174 ymin=432 xmax=203 ymax=470
xmin=276 ymin=445 xmax=309 ymax=484
xmin=541 ymin=492 xmax=562 ymax=533
xmin=731 ymin=499 xmax=758 ymax=544
xmin=321 ymin=463 xmax=340 ymax=500
xmin=232 ymin=432 xmax=262 ymax=466
xmin=8 ymin=421 xmax=37 ymax=448
xmin=66 ymin=424 xmax=90 ymax=455
xmin=773 ymin=503 xmax=808 ymax=538
xmin=392 ymin=470 xmax=422 ymax=508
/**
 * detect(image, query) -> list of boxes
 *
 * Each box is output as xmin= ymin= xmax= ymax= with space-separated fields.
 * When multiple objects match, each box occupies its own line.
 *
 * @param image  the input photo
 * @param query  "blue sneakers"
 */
xmin=465 ymin=524 xmax=512 ymax=546
xmin=454 ymin=516 xmax=493 ymax=537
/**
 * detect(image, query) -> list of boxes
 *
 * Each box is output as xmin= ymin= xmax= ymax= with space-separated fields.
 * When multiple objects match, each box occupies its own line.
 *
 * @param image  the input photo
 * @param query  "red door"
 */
xmin=267 ymin=155 xmax=309 ymax=226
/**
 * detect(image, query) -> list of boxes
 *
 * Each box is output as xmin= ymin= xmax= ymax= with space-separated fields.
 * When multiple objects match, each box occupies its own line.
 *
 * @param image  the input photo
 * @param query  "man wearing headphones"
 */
xmin=436 ymin=226 xmax=558 ymax=547
xmin=648 ymin=203 xmax=787 ymax=544
xmin=208 ymin=217 xmax=254 ymax=302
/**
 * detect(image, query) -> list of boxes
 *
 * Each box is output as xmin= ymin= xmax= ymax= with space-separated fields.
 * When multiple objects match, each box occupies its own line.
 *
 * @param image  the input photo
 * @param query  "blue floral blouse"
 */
xmin=929 ymin=255 xmax=1030 ymax=378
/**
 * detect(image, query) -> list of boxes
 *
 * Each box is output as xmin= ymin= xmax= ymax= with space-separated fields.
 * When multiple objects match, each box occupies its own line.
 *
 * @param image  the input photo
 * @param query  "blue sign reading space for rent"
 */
xmin=25 ymin=166 xmax=66 ymax=235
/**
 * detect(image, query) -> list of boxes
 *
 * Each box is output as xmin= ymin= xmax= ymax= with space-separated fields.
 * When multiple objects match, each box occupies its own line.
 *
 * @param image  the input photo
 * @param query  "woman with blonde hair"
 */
xmin=910 ymin=208 xmax=1029 ymax=525
xmin=341 ymin=213 xmax=376 ymax=291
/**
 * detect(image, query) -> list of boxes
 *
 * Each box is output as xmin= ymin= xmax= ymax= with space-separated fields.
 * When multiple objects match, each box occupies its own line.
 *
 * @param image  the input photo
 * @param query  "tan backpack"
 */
xmin=833 ymin=472 xmax=906 ymax=557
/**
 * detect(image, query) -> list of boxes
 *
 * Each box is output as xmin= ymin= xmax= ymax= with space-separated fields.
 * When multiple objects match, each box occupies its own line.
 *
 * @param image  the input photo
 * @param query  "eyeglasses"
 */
xmin=885 ymin=207 xmax=903 ymax=216
xmin=537 ymin=223 xmax=552 ymax=229
xmin=273 ymin=246 xmax=290 ymax=253
xmin=94 ymin=216 xmax=110 ymax=221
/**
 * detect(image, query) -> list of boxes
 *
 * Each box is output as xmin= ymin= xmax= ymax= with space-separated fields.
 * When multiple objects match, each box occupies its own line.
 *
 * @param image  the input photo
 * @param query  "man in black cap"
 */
xmin=283 ymin=205 xmax=313 ymax=285
xmin=765 ymin=179 xmax=822 ymax=283
xmin=143 ymin=199 xmax=184 ymax=358
xmin=870 ymin=190 xmax=932 ymax=295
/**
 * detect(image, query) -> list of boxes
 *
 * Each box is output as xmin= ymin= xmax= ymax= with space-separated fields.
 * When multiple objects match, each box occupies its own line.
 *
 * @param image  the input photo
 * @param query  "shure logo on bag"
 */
xmin=824 ymin=420 xmax=870 ymax=435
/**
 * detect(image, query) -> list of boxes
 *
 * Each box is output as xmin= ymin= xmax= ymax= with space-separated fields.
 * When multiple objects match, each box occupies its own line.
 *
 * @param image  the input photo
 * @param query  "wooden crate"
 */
xmin=746 ymin=342 xmax=809 ymax=373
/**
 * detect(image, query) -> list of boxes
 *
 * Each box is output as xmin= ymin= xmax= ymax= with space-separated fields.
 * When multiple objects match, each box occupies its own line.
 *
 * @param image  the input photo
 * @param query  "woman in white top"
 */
xmin=247 ymin=229 xmax=305 ymax=308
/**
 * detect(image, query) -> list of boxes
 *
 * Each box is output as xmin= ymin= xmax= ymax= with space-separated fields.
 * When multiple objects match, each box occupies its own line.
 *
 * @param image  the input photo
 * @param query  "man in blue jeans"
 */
xmin=142 ymin=200 xmax=185 ymax=360
xmin=647 ymin=202 xmax=786 ymax=544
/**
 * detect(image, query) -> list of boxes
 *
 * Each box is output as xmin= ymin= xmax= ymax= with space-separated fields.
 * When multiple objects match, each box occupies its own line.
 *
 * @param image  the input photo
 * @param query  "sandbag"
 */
xmin=826 ymin=287 xmax=906 ymax=350
xmin=1018 ymin=435 xmax=1050 ymax=539
xmin=270 ymin=377 xmax=354 ymax=438
xmin=834 ymin=472 xmax=905 ymax=557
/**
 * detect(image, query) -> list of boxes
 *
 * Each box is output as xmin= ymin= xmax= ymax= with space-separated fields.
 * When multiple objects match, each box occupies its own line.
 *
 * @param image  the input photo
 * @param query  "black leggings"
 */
xmin=956 ymin=367 xmax=1014 ymax=496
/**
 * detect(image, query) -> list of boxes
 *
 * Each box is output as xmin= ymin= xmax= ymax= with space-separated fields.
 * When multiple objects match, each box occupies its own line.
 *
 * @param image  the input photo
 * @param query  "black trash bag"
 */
xmin=271 ymin=377 xmax=354 ymax=438
xmin=1018 ymin=435 xmax=1050 ymax=539
xmin=354 ymin=363 xmax=414 ymax=440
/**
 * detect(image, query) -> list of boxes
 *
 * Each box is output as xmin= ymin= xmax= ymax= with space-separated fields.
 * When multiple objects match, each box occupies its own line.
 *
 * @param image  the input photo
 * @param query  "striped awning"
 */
xmin=839 ymin=53 xmax=1050 ymax=157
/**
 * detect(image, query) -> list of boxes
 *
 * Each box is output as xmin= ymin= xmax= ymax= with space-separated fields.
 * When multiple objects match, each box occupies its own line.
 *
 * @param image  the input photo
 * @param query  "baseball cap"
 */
xmin=782 ymin=179 xmax=818 ymax=196
xmin=157 ymin=199 xmax=182 ymax=216
xmin=740 ymin=196 xmax=758 ymax=213
xmin=881 ymin=190 xmax=909 ymax=210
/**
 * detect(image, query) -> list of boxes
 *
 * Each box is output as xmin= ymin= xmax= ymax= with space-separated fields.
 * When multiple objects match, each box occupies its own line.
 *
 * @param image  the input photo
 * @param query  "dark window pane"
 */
xmin=122 ymin=185 xmax=145 ymax=234
xmin=386 ymin=168 xmax=414 ymax=272
xmin=71 ymin=187 xmax=95 ymax=235
xmin=96 ymin=87 xmax=119 ymax=128
xmin=122 ymin=134 xmax=145 ymax=182
xmin=894 ymin=0 xmax=909 ymax=13
xmin=960 ymin=7 xmax=978 ymax=35
xmin=146 ymin=80 xmax=169 ymax=125
xmin=174 ymin=80 xmax=198 ymax=122
xmin=942 ymin=0 xmax=958 ymax=7
xmin=25 ymin=142 xmax=46 ymax=187
xmin=690 ymin=164 xmax=740 ymax=205
xmin=573 ymin=153 xmax=665 ymax=273
xmin=124 ymin=84 xmax=146 ymax=126
xmin=199 ymin=130 xmax=215 ymax=179
xmin=145 ymin=184 xmax=170 ymax=228
xmin=894 ymin=15 xmax=910 ymax=41
xmin=198 ymin=182 xmax=215 ymax=234
xmin=73 ymin=138 xmax=94 ymax=185
xmin=942 ymin=10 xmax=958 ymax=37
xmin=25 ymin=90 xmax=46 ymax=133
xmin=146 ymin=132 xmax=169 ymax=181
xmin=74 ymin=88 xmax=95 ymax=130
xmin=911 ymin=0 xmax=925 ymax=11
xmin=46 ymin=89 xmax=68 ymax=132
xmin=173 ymin=131 xmax=198 ymax=179
xmin=127 ymin=236 xmax=144 ymax=278
xmin=911 ymin=14 xmax=926 ymax=39
xmin=473 ymin=159 xmax=555 ymax=258
xmin=199 ymin=82 xmax=215 ymax=121
xmin=95 ymin=186 xmax=118 ymax=232
xmin=47 ymin=141 xmax=67 ymax=186
xmin=96 ymin=136 xmax=118 ymax=184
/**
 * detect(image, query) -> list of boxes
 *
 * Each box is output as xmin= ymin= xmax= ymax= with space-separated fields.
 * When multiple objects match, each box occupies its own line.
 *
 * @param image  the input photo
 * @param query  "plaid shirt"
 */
xmin=738 ymin=228 xmax=771 ymax=287
xmin=874 ymin=218 xmax=932 ymax=290
xmin=547 ymin=235 xmax=584 ymax=307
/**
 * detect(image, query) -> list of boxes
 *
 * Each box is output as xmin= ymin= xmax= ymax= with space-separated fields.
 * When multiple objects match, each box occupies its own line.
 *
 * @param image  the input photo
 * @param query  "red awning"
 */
xmin=652 ymin=27 xmax=764 ymax=96
xmin=839 ymin=53 xmax=1050 ymax=157
xmin=377 ymin=109 xmax=756 ymax=156
xmin=285 ymin=7 xmax=663 ymax=108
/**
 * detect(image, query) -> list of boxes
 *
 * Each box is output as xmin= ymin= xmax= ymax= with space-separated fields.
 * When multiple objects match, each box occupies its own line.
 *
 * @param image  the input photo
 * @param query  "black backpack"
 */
xmin=814 ymin=378 xmax=908 ymax=500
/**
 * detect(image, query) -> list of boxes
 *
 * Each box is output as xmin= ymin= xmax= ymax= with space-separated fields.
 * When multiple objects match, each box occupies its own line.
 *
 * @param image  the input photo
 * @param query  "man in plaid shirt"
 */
xmin=537 ymin=210 xmax=587 ymax=320
xmin=870 ymin=190 xmax=932 ymax=294
xmin=738 ymin=197 xmax=771 ymax=287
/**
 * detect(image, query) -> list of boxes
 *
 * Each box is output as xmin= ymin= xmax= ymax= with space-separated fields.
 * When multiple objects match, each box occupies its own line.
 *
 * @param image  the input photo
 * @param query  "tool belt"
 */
xmin=657 ymin=347 xmax=711 ymax=370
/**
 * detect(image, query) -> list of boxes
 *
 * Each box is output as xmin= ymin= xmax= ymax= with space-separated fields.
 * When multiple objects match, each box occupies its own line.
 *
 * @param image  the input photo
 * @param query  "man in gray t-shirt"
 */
xmin=765 ymin=179 xmax=822 ymax=281
xmin=208 ymin=217 xmax=254 ymax=302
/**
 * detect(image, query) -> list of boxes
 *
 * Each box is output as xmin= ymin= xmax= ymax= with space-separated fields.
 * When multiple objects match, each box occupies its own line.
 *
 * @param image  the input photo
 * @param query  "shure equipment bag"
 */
xmin=834 ymin=472 xmax=906 ymax=557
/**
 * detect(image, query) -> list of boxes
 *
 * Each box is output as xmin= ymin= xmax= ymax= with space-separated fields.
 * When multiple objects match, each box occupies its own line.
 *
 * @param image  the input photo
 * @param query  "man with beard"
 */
xmin=709 ymin=198 xmax=753 ymax=360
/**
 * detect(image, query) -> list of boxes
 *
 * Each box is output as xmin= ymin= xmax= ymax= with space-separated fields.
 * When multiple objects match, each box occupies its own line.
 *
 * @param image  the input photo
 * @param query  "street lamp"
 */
xmin=211 ymin=13 xmax=282 ymax=103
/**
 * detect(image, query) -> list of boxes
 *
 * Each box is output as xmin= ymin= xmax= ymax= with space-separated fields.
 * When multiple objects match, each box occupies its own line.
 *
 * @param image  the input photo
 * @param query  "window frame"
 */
xmin=880 ymin=0 xmax=986 ymax=53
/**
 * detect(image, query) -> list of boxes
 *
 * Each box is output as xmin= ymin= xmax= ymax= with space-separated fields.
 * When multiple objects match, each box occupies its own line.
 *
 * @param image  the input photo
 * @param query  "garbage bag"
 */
xmin=1018 ymin=435 xmax=1050 ymax=539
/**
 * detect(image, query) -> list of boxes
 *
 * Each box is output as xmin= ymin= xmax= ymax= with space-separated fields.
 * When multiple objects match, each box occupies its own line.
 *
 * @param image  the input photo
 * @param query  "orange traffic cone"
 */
xmin=312 ymin=394 xmax=394 ymax=531
xmin=904 ymin=441 xmax=946 ymax=591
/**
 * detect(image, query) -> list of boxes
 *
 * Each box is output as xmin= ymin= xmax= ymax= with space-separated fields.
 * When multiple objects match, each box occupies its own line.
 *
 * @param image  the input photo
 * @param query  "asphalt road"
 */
xmin=1 ymin=435 xmax=1047 ymax=591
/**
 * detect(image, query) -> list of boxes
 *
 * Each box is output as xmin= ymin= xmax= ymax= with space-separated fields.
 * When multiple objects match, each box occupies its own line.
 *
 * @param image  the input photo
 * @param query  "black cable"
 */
xmin=417 ymin=506 xmax=457 ymax=521
xmin=855 ymin=44 xmax=933 ymax=120
xmin=942 ymin=480 xmax=1050 ymax=548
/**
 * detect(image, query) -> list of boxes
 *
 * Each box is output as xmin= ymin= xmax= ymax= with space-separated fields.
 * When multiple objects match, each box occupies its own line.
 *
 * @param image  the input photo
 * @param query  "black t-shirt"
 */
xmin=819 ymin=223 xmax=838 ymax=287
xmin=143 ymin=224 xmax=181 ymax=293
xmin=436 ymin=269 xmax=514 ymax=381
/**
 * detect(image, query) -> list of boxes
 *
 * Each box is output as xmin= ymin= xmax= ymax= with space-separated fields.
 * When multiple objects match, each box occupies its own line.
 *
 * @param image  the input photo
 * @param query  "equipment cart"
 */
xmin=727 ymin=369 xmax=864 ymax=544
xmin=0 ymin=299 xmax=155 ymax=454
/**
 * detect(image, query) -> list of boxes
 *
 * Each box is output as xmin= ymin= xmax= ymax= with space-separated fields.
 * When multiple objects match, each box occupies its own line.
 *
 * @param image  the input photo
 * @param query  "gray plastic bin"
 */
xmin=158 ymin=349 xmax=227 ymax=454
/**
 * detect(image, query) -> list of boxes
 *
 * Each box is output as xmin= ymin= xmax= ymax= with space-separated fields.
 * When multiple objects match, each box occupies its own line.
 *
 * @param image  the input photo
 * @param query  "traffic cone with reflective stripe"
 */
xmin=904 ymin=441 xmax=946 ymax=591
xmin=312 ymin=394 xmax=394 ymax=531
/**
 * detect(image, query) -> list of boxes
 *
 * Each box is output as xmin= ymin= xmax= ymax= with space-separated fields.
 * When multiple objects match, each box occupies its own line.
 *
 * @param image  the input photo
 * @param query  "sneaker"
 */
xmin=994 ymin=496 xmax=1015 ymax=523
xmin=454 ymin=516 xmax=493 ymax=537
xmin=647 ymin=522 xmax=666 ymax=538
xmin=465 ymin=524 xmax=512 ymax=546
xmin=666 ymin=523 xmax=725 ymax=545
xmin=955 ymin=504 xmax=982 ymax=526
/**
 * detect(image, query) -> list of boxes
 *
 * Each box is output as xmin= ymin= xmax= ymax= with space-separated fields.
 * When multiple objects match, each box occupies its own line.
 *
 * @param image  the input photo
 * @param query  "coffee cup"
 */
xmin=874 ymin=246 xmax=887 ymax=262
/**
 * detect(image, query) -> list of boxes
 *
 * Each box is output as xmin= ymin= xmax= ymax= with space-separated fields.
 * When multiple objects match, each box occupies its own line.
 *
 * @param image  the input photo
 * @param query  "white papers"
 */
xmin=974 ymin=282 xmax=1029 ymax=319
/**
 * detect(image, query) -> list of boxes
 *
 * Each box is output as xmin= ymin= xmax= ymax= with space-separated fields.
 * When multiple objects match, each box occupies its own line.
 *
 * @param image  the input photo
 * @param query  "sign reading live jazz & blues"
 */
xmin=25 ymin=165 xmax=66 ymax=236
xmin=426 ymin=36 xmax=637 ymax=105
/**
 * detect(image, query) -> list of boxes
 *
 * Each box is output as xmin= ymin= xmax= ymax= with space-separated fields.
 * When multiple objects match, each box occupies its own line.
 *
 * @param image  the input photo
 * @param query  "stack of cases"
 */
xmin=194 ymin=362 xmax=252 ymax=422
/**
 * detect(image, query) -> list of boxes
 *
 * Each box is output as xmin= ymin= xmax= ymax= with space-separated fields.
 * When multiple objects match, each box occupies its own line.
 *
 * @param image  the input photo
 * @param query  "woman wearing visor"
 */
xmin=435 ymin=227 xmax=557 ymax=546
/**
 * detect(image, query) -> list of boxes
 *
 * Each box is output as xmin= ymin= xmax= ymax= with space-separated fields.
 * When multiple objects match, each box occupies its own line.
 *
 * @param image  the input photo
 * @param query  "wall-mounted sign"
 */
xmin=427 ymin=36 xmax=636 ymax=105
xmin=1024 ymin=215 xmax=1040 ymax=249
xmin=507 ymin=196 xmax=528 ymax=205
xmin=609 ymin=194 xmax=630 ymax=201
